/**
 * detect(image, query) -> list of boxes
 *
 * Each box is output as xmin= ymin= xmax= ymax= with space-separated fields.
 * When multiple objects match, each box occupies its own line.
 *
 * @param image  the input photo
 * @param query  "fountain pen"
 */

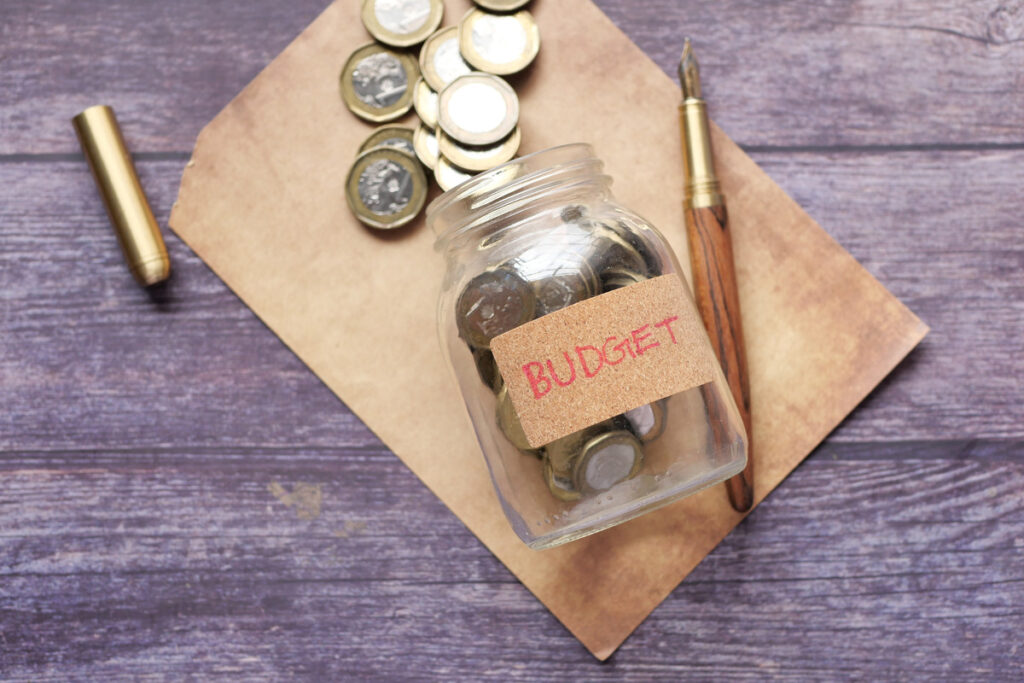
xmin=678 ymin=39 xmax=755 ymax=512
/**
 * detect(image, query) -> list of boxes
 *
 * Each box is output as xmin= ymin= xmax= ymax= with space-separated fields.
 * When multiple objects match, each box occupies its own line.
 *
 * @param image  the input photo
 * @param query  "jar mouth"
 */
xmin=428 ymin=143 xmax=607 ymax=250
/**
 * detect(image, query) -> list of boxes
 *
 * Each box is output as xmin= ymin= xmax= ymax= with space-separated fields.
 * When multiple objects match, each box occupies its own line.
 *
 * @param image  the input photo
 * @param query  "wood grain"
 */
xmin=2 ymin=0 xmax=1023 ymax=153
xmin=1 ymin=0 xmax=1022 ymax=677
xmin=685 ymin=204 xmax=755 ymax=511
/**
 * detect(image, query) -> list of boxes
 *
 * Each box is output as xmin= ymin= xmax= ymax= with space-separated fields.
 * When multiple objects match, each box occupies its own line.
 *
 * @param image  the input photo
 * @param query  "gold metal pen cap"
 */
xmin=72 ymin=105 xmax=170 ymax=287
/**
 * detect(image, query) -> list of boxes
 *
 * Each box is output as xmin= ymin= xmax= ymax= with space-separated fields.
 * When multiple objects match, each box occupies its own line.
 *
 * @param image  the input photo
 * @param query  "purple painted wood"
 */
xmin=1 ymin=0 xmax=1022 ymax=679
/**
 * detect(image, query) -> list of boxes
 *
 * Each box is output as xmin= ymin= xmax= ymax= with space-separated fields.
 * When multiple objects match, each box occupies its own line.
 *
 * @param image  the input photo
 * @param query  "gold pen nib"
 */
xmin=678 ymin=38 xmax=701 ymax=100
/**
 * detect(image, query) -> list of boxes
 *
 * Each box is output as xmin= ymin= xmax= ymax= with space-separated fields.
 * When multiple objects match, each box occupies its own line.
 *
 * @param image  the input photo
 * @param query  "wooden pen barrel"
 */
xmin=685 ymin=203 xmax=755 ymax=511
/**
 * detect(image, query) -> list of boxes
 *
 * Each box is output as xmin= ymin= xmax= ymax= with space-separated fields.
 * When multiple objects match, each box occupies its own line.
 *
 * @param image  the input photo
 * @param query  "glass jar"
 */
xmin=428 ymin=144 xmax=746 ymax=549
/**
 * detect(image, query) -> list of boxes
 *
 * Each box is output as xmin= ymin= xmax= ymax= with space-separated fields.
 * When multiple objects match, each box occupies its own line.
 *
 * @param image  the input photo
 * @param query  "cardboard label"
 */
xmin=490 ymin=274 xmax=717 ymax=448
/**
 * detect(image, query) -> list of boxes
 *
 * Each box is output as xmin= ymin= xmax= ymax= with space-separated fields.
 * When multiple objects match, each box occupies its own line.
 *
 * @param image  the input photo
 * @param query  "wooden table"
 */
xmin=2 ymin=1 xmax=1022 ymax=678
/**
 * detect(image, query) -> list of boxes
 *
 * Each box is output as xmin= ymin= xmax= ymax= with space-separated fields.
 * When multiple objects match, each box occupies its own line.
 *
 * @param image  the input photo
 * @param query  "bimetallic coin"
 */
xmin=455 ymin=267 xmax=535 ymax=348
xmin=472 ymin=347 xmax=503 ymax=393
xmin=345 ymin=147 xmax=427 ymax=230
xmin=419 ymin=26 xmax=473 ymax=92
xmin=601 ymin=267 xmax=648 ymax=291
xmin=437 ymin=126 xmax=520 ymax=172
xmin=587 ymin=225 xmax=650 ymax=288
xmin=361 ymin=0 xmax=444 ymax=47
xmin=473 ymin=0 xmax=532 ymax=11
xmin=496 ymin=385 xmax=532 ymax=451
xmin=459 ymin=9 xmax=540 ymax=76
xmin=413 ymin=78 xmax=439 ymax=129
xmin=608 ymin=218 xmax=664 ymax=277
xmin=341 ymin=43 xmax=419 ymax=122
xmin=543 ymin=457 xmax=581 ymax=502
xmin=357 ymin=125 xmax=417 ymax=157
xmin=412 ymin=123 xmax=439 ymax=170
xmin=435 ymin=155 xmax=477 ymax=191
xmin=529 ymin=261 xmax=599 ymax=317
xmin=438 ymin=73 xmax=519 ymax=146
xmin=624 ymin=400 xmax=667 ymax=442
xmin=573 ymin=430 xmax=644 ymax=493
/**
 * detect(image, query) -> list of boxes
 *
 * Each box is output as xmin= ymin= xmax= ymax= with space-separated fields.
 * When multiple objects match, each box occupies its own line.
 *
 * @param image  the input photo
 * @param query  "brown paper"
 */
xmin=492 ymin=274 xmax=716 ymax=448
xmin=169 ymin=0 xmax=928 ymax=659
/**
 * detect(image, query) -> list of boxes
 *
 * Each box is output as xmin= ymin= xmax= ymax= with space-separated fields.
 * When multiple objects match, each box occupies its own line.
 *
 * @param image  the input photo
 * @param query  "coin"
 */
xmin=543 ymin=457 xmax=581 ymax=502
xmin=358 ymin=125 xmax=417 ymax=157
xmin=413 ymin=78 xmax=439 ymax=128
xmin=437 ymin=126 xmax=520 ymax=172
xmin=455 ymin=266 xmax=535 ymax=348
xmin=601 ymin=267 xmax=648 ymax=291
xmin=345 ymin=147 xmax=427 ymax=230
xmin=361 ymin=0 xmax=444 ymax=47
xmin=624 ymin=400 xmax=667 ymax=442
xmin=510 ymin=221 xmax=602 ymax=314
xmin=496 ymin=384 xmax=532 ymax=451
xmin=459 ymin=9 xmax=540 ymax=75
xmin=438 ymin=73 xmax=519 ymax=146
xmin=587 ymin=225 xmax=651 ymax=288
xmin=474 ymin=0 xmax=532 ymax=11
xmin=607 ymin=219 xmax=664 ymax=277
xmin=340 ymin=43 xmax=419 ymax=122
xmin=573 ymin=430 xmax=644 ymax=493
xmin=412 ymin=123 xmax=439 ymax=169
xmin=419 ymin=26 xmax=473 ymax=92
xmin=435 ymin=155 xmax=477 ymax=191
xmin=472 ymin=347 xmax=503 ymax=393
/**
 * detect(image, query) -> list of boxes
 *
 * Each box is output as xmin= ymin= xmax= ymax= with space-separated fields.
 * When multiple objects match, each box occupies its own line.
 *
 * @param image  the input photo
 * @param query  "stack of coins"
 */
xmin=451 ymin=202 xmax=670 ymax=502
xmin=343 ymin=0 xmax=541 ymax=229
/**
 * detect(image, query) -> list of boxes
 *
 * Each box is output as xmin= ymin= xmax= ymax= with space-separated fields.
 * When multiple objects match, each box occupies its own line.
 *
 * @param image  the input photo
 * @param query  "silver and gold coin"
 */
xmin=412 ymin=123 xmax=439 ymax=169
xmin=472 ymin=347 xmax=503 ymax=393
xmin=458 ymin=8 xmax=540 ymax=76
xmin=419 ymin=26 xmax=473 ymax=92
xmin=543 ymin=457 xmax=581 ymax=502
xmin=361 ymin=0 xmax=444 ymax=47
xmin=435 ymin=155 xmax=477 ymax=191
xmin=624 ymin=400 xmax=667 ymax=442
xmin=573 ymin=430 xmax=644 ymax=493
xmin=437 ymin=126 xmax=520 ymax=172
xmin=357 ymin=125 xmax=417 ymax=157
xmin=496 ymin=384 xmax=532 ymax=451
xmin=345 ymin=147 xmax=427 ymax=230
xmin=413 ymin=77 xmax=439 ymax=129
xmin=340 ymin=43 xmax=419 ymax=122
xmin=473 ymin=0 xmax=532 ymax=11
xmin=601 ymin=267 xmax=648 ymax=292
xmin=455 ymin=266 xmax=535 ymax=347
xmin=438 ymin=73 xmax=519 ymax=146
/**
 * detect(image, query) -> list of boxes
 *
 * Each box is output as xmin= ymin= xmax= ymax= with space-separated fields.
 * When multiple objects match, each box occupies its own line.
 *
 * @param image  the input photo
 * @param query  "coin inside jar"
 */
xmin=496 ymin=384 xmax=532 ymax=451
xmin=419 ymin=26 xmax=473 ymax=92
xmin=341 ymin=43 xmax=419 ymax=122
xmin=607 ymin=219 xmax=664 ymax=277
xmin=438 ymin=73 xmax=519 ymax=146
xmin=543 ymin=457 xmax=581 ymax=502
xmin=529 ymin=262 xmax=599 ymax=317
xmin=358 ymin=125 xmax=417 ymax=157
xmin=437 ymin=127 xmax=520 ymax=172
xmin=413 ymin=77 xmax=439 ymax=128
xmin=573 ymin=431 xmax=645 ymax=493
xmin=412 ymin=123 xmax=439 ymax=169
xmin=587 ymin=225 xmax=651 ymax=286
xmin=455 ymin=267 xmax=535 ymax=348
xmin=345 ymin=147 xmax=427 ymax=230
xmin=601 ymin=267 xmax=648 ymax=292
xmin=435 ymin=155 xmax=477 ymax=191
xmin=361 ymin=0 xmax=444 ymax=47
xmin=624 ymin=400 xmax=667 ymax=442
xmin=459 ymin=9 xmax=540 ymax=75
xmin=472 ymin=347 xmax=503 ymax=393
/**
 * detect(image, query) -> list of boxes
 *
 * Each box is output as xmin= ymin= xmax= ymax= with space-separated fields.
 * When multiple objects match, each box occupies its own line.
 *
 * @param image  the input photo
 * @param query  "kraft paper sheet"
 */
xmin=169 ymin=0 xmax=928 ymax=659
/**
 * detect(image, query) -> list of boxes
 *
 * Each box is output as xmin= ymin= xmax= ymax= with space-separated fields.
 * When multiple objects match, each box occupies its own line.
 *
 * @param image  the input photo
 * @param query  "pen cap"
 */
xmin=72 ymin=105 xmax=170 ymax=287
